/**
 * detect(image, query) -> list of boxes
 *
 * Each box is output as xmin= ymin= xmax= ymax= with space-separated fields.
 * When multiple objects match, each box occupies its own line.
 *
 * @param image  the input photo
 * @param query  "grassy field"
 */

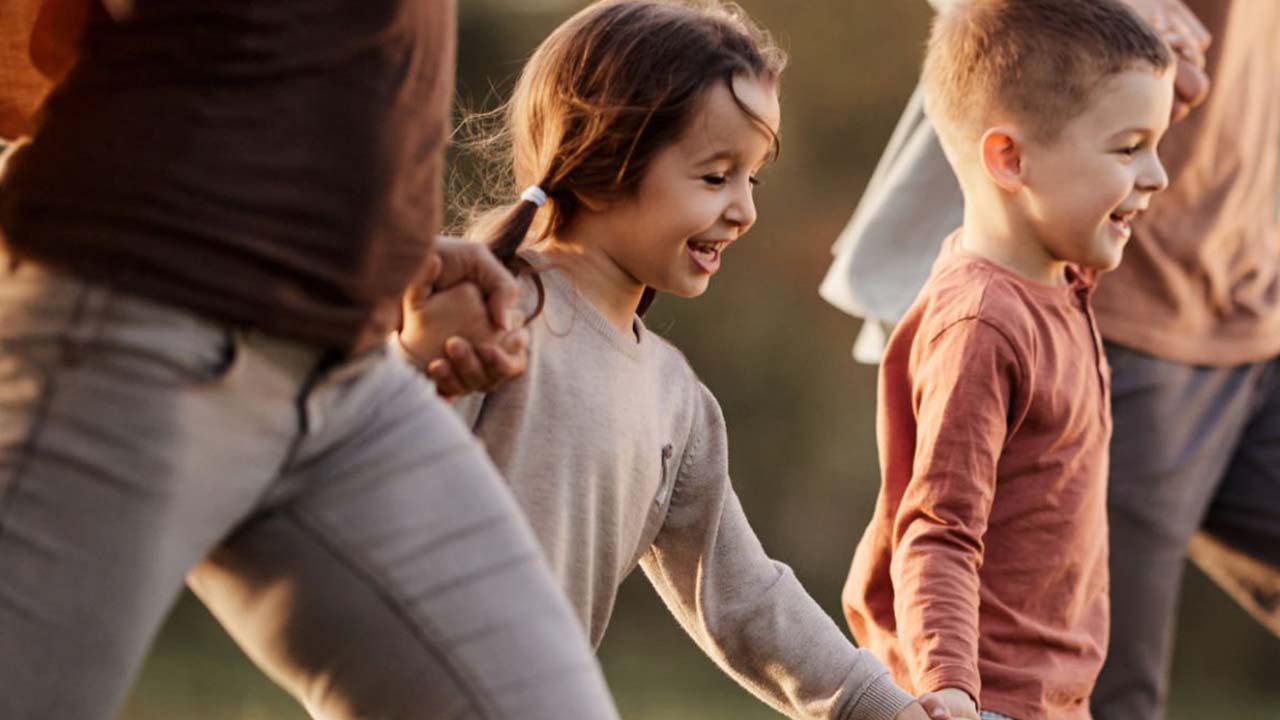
xmin=121 ymin=570 xmax=1280 ymax=720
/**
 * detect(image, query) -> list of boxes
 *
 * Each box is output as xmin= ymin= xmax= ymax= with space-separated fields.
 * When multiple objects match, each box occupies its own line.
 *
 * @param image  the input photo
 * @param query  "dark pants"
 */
xmin=1092 ymin=343 xmax=1280 ymax=720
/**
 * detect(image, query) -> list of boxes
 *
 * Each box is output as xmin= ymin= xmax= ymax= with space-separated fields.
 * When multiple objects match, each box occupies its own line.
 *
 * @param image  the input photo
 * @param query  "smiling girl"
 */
xmin=399 ymin=2 xmax=948 ymax=719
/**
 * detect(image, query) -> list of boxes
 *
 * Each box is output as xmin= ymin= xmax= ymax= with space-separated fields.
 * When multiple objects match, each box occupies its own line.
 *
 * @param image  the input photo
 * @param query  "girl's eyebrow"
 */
xmin=692 ymin=148 xmax=738 ymax=165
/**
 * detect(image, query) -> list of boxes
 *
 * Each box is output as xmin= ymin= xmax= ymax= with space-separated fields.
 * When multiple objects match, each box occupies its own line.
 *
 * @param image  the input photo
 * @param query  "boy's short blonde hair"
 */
xmin=924 ymin=0 xmax=1172 ymax=156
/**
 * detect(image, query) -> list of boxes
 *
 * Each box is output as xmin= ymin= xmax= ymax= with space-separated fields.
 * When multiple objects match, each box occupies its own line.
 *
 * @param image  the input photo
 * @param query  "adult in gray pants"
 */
xmin=825 ymin=1 xmax=1279 ymax=719
xmin=0 ymin=1 xmax=617 ymax=718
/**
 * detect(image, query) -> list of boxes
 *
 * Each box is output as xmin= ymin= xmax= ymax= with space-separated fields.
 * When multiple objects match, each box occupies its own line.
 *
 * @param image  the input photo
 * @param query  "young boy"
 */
xmin=841 ymin=2 xmax=1175 ymax=719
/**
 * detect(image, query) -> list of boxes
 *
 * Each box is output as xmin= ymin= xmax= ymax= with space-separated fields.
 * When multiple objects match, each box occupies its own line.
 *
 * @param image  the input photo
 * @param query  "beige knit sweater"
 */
xmin=452 ymin=262 xmax=914 ymax=720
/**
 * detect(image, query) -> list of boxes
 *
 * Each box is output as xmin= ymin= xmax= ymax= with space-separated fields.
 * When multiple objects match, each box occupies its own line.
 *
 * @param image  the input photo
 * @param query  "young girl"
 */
xmin=401 ymin=2 xmax=947 ymax=719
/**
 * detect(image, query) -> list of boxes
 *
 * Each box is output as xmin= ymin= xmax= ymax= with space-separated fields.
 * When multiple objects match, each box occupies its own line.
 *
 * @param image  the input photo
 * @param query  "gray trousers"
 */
xmin=0 ymin=254 xmax=618 ymax=720
xmin=1092 ymin=343 xmax=1280 ymax=720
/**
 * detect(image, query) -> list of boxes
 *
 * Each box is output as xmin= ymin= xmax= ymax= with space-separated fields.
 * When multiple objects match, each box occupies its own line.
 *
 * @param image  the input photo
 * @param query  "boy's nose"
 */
xmin=1139 ymin=153 xmax=1169 ymax=193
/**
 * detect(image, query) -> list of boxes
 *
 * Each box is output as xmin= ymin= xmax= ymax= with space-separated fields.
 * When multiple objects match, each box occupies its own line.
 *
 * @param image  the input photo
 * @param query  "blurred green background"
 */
xmin=121 ymin=1 xmax=1280 ymax=718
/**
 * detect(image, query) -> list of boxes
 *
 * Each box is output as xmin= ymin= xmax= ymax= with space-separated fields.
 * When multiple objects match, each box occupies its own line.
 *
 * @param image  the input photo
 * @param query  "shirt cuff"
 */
xmin=917 ymin=663 xmax=981 ymax=706
xmin=848 ymin=671 xmax=917 ymax=720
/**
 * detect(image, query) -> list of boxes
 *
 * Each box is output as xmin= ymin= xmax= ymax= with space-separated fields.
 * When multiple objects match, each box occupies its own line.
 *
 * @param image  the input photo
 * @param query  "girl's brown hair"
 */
xmin=466 ymin=0 xmax=785 ymax=316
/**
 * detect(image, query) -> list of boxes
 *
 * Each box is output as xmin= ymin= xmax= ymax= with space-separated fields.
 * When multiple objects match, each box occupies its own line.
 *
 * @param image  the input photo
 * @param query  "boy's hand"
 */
xmin=933 ymin=688 xmax=979 ymax=720
xmin=1118 ymin=0 xmax=1212 ymax=121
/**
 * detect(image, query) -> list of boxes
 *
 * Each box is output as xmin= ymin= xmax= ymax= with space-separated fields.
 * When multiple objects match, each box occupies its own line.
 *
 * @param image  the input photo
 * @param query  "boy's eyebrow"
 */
xmin=1107 ymin=126 xmax=1159 ymax=140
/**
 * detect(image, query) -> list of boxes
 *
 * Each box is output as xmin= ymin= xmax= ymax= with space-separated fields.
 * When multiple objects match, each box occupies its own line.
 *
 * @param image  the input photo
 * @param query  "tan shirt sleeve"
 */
xmin=891 ymin=317 xmax=1024 ymax=700
xmin=640 ymin=382 xmax=916 ymax=720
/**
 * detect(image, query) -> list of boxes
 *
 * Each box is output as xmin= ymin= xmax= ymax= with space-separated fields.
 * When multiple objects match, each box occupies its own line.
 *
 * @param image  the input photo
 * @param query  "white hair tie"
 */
xmin=520 ymin=185 xmax=548 ymax=208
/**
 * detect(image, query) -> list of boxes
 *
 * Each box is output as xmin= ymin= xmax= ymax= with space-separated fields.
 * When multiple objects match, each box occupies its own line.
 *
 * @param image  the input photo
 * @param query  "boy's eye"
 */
xmin=749 ymin=175 xmax=762 ymax=187
xmin=702 ymin=174 xmax=727 ymax=186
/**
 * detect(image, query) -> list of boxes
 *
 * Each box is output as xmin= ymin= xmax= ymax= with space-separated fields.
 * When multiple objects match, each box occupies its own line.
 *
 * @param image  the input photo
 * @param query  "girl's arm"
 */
xmin=638 ymin=382 xmax=918 ymax=720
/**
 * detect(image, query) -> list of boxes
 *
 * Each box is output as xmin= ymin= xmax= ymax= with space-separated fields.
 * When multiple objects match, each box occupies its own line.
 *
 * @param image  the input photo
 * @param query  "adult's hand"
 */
xmin=1119 ymin=0 xmax=1212 ymax=121
xmin=428 ymin=235 xmax=523 ymax=332
xmin=399 ymin=237 xmax=531 ymax=397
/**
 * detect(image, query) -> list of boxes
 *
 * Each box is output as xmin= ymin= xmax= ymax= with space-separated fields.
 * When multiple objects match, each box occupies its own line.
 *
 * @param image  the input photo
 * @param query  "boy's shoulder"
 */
xmin=907 ymin=253 xmax=1042 ymax=349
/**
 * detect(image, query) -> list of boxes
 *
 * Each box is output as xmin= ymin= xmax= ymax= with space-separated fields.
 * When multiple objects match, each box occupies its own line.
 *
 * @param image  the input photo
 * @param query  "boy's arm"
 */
xmin=638 ymin=382 xmax=921 ymax=720
xmin=890 ymin=318 xmax=1024 ymax=706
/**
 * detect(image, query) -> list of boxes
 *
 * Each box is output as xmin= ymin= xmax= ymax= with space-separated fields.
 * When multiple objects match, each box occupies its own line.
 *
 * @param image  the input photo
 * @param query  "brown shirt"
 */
xmin=1094 ymin=0 xmax=1280 ymax=366
xmin=843 ymin=235 xmax=1112 ymax=720
xmin=0 ymin=0 xmax=52 ymax=138
xmin=0 ymin=1 xmax=455 ymax=352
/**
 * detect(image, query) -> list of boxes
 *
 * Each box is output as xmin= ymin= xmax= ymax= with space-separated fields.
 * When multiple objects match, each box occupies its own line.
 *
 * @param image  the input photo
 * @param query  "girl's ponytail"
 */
xmin=485 ymin=183 xmax=551 ymax=320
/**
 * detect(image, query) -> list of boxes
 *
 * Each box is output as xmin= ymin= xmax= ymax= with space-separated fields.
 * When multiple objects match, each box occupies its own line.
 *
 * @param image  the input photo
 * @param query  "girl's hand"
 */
xmin=425 ymin=326 xmax=529 ymax=398
xmin=894 ymin=697 xmax=950 ymax=720
xmin=917 ymin=692 xmax=954 ymax=719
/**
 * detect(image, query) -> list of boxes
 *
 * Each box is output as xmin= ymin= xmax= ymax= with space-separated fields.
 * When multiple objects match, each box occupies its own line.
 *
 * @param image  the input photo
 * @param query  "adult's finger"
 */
xmin=1167 ymin=0 xmax=1211 ymax=50
xmin=433 ymin=237 xmax=520 ymax=330
xmin=1172 ymin=55 xmax=1211 ymax=113
xmin=404 ymin=252 xmax=444 ymax=312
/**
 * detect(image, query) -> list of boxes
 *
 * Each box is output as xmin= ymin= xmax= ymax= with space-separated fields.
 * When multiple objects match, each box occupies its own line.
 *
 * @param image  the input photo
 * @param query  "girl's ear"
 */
xmin=573 ymin=189 xmax=611 ymax=213
xmin=980 ymin=127 xmax=1025 ymax=193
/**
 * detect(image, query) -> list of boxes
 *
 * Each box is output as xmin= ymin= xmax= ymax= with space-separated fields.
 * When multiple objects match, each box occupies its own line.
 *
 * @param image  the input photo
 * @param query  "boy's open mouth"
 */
xmin=1108 ymin=208 xmax=1140 ymax=237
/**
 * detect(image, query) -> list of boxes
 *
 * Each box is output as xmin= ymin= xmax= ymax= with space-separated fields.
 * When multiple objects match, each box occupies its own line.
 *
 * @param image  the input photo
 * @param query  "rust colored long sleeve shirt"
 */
xmin=843 ymin=234 xmax=1112 ymax=720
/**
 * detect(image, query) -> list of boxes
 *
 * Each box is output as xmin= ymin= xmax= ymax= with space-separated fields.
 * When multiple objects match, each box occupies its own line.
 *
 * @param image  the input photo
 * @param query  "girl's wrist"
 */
xmin=392 ymin=330 xmax=431 ymax=371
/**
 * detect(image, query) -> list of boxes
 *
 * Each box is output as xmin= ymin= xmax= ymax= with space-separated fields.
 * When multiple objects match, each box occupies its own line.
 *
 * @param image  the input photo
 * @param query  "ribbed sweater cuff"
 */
xmin=847 ymin=671 xmax=916 ymax=720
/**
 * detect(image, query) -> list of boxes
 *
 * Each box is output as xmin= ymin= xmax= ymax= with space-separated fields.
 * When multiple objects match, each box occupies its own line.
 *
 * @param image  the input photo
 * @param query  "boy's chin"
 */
xmin=1077 ymin=248 xmax=1125 ymax=273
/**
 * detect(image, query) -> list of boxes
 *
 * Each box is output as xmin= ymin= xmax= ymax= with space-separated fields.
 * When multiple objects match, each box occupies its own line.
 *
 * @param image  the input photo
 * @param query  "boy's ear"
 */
xmin=979 ymin=127 xmax=1025 ymax=193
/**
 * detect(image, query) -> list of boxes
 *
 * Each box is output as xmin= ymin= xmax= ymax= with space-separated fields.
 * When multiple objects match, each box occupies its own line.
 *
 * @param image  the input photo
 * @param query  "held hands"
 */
xmin=896 ymin=692 xmax=955 ymax=720
xmin=932 ymin=688 xmax=979 ymax=720
xmin=399 ymin=238 xmax=531 ymax=397
xmin=1118 ymin=0 xmax=1212 ymax=121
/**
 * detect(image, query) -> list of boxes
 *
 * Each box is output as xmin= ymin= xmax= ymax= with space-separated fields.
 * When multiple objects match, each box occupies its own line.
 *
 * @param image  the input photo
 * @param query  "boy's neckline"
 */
xmin=946 ymin=230 xmax=1094 ymax=298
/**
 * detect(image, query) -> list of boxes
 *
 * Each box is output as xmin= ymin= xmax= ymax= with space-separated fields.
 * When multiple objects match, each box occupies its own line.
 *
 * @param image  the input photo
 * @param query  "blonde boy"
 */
xmin=842 ymin=2 xmax=1175 ymax=719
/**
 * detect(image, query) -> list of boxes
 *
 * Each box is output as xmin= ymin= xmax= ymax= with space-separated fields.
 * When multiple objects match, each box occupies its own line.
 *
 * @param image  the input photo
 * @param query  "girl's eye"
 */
xmin=702 ymin=174 xmax=727 ymax=186
xmin=1117 ymin=143 xmax=1142 ymax=156
xmin=749 ymin=175 xmax=762 ymax=187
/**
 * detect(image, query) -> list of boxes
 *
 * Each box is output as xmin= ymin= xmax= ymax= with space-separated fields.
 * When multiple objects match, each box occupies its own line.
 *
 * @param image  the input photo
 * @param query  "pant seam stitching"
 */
xmin=280 ymin=502 xmax=500 ymax=719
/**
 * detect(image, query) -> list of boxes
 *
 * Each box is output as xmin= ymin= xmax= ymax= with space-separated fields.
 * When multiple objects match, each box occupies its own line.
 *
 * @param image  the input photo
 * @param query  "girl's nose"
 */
xmin=725 ymin=181 xmax=757 ymax=229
